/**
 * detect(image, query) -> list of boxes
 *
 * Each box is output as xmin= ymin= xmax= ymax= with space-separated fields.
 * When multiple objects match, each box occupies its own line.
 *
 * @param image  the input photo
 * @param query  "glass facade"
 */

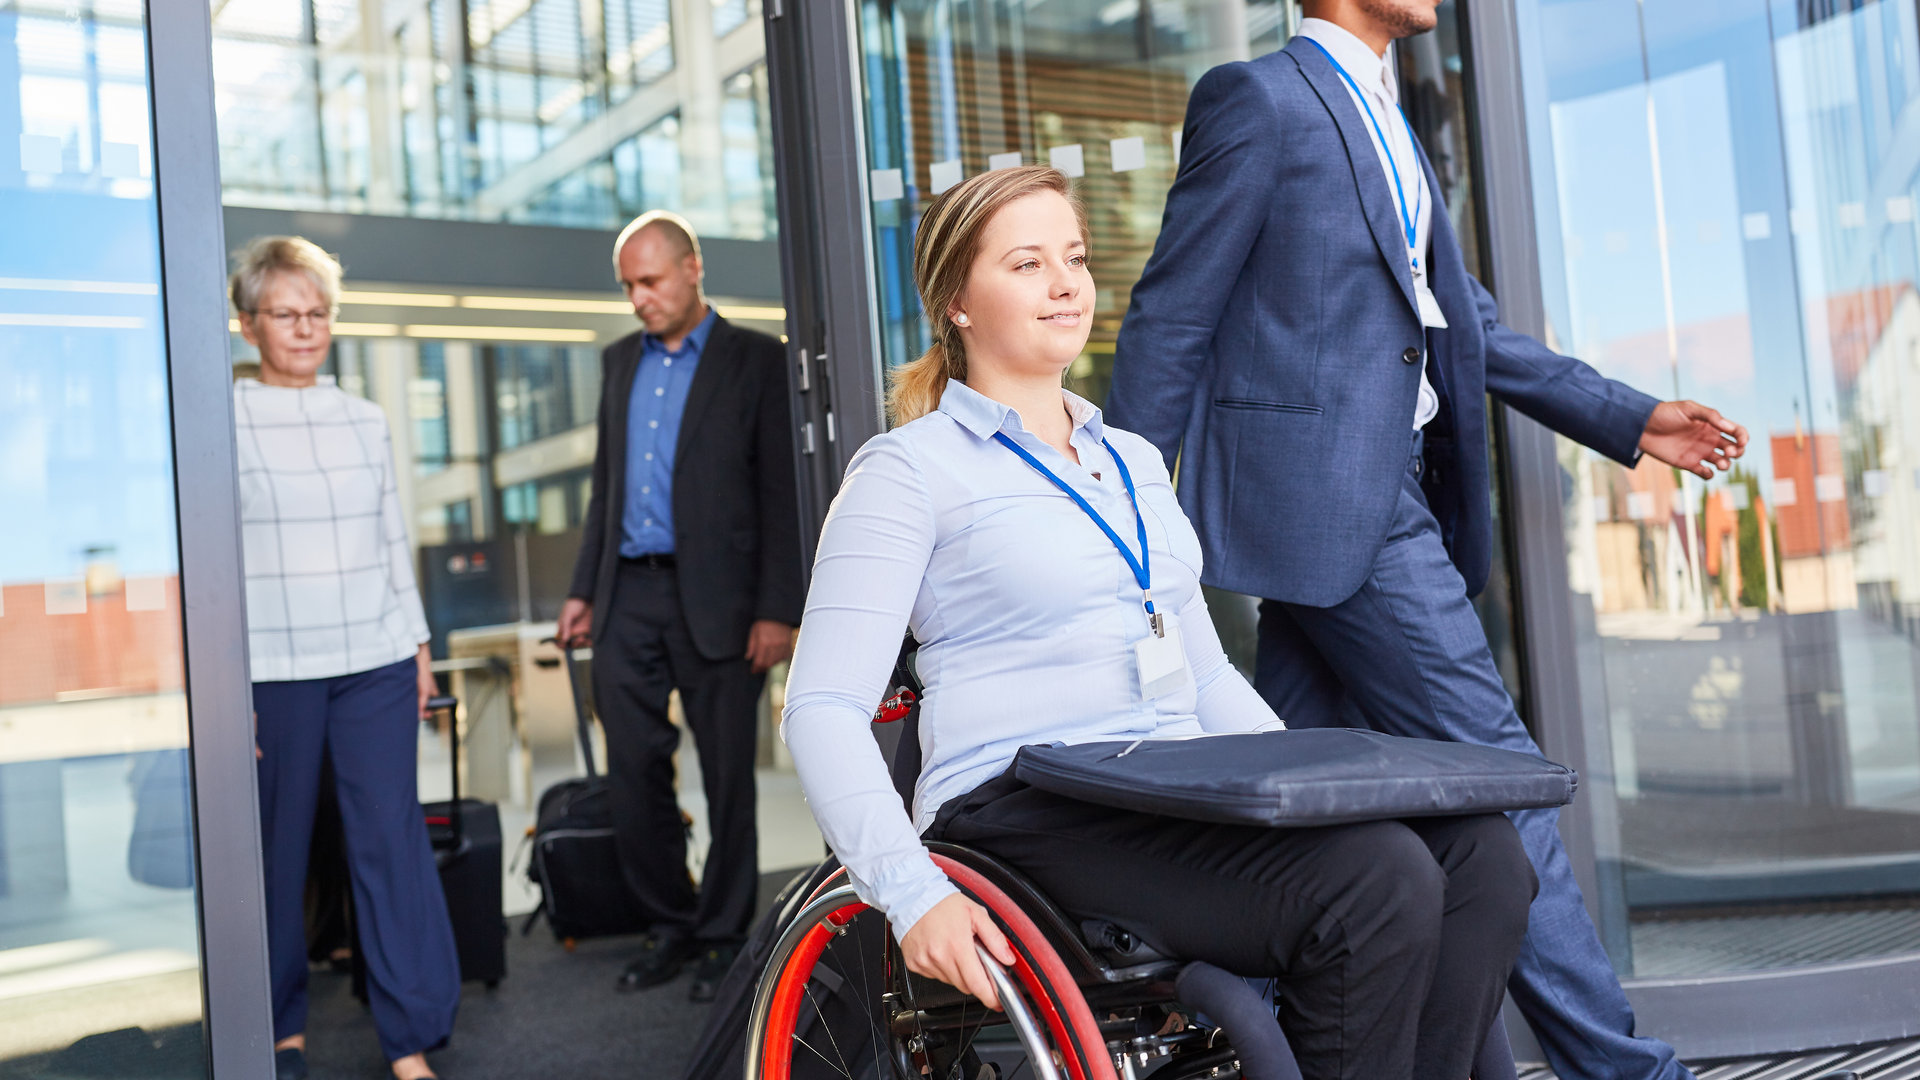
xmin=0 ymin=0 xmax=209 ymax=1071
xmin=1517 ymin=0 xmax=1920 ymax=978
xmin=212 ymin=0 xmax=779 ymax=236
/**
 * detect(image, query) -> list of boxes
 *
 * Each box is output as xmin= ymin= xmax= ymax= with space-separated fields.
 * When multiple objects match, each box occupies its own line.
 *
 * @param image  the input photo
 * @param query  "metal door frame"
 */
xmin=150 ymin=0 xmax=278 ymax=1071
xmin=763 ymin=0 xmax=887 ymax=570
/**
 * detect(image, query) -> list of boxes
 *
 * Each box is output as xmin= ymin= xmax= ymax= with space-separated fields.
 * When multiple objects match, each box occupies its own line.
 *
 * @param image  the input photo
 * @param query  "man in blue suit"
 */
xmin=1107 ymin=1 xmax=1748 ymax=1077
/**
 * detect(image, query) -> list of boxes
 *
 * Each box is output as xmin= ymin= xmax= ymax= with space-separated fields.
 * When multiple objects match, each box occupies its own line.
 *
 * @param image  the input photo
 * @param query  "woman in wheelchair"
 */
xmin=778 ymin=165 xmax=1537 ymax=1080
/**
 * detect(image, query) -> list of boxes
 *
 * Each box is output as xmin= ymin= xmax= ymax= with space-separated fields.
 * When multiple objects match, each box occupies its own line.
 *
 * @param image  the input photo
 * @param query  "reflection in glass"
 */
xmin=0 ymin=0 xmax=207 ymax=1071
xmin=1518 ymin=0 xmax=1920 ymax=977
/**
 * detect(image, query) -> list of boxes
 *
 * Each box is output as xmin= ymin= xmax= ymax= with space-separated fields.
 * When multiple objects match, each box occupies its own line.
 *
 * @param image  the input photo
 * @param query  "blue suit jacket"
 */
xmin=1107 ymin=38 xmax=1659 ymax=607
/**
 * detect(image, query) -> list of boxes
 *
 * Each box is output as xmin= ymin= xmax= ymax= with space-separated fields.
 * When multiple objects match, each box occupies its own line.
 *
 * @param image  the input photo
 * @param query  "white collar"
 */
xmin=937 ymin=379 xmax=1107 ymax=444
xmin=1298 ymin=17 xmax=1398 ymax=104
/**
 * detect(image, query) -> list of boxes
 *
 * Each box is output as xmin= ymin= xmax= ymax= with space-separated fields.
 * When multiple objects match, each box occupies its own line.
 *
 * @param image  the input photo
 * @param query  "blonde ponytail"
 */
xmin=889 ymin=165 xmax=1086 ymax=427
xmin=886 ymin=343 xmax=961 ymax=425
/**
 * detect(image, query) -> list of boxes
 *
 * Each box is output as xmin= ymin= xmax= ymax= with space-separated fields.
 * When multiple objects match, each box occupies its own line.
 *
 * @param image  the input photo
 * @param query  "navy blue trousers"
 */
xmin=1254 ymin=437 xmax=1689 ymax=1080
xmin=254 ymin=658 xmax=460 ymax=1062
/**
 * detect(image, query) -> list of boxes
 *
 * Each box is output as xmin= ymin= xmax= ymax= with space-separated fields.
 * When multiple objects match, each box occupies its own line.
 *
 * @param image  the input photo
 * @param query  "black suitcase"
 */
xmin=421 ymin=694 xmax=508 ymax=987
xmin=522 ymin=640 xmax=654 ymax=944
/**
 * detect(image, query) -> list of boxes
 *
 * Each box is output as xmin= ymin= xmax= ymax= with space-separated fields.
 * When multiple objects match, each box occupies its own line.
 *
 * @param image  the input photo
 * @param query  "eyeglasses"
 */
xmin=255 ymin=308 xmax=333 ymax=329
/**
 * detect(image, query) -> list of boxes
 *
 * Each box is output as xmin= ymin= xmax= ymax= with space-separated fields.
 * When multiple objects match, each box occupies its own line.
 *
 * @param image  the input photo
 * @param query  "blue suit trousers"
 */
xmin=254 ymin=657 xmax=460 ymax=1062
xmin=1255 ymin=437 xmax=1688 ymax=1080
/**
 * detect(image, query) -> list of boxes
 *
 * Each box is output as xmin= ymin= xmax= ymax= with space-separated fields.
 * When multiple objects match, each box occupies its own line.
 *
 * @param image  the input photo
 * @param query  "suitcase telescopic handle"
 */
xmin=541 ymin=637 xmax=600 ymax=779
xmin=426 ymin=695 xmax=463 ymax=845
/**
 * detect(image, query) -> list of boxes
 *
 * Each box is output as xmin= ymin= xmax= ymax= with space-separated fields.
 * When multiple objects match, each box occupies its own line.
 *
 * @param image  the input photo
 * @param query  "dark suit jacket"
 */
xmin=568 ymin=315 xmax=805 ymax=660
xmin=1107 ymin=38 xmax=1658 ymax=608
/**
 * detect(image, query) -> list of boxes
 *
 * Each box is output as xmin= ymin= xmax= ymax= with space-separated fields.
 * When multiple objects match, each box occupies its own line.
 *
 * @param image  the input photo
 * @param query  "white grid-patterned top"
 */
xmin=234 ymin=377 xmax=431 ymax=682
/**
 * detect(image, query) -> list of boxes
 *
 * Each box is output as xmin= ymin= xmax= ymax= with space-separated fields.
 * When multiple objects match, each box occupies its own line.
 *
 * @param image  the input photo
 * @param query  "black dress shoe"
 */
xmin=687 ymin=942 xmax=742 ymax=1003
xmin=617 ymin=933 xmax=694 ymax=992
xmin=274 ymin=1047 xmax=309 ymax=1080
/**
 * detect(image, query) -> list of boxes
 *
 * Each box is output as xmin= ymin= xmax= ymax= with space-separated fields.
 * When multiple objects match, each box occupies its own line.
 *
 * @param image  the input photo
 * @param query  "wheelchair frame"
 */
xmin=743 ymin=845 xmax=1249 ymax=1080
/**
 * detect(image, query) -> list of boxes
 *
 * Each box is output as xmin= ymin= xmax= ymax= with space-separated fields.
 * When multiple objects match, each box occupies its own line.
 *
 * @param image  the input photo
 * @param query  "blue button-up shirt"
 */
xmin=619 ymin=307 xmax=717 ymax=556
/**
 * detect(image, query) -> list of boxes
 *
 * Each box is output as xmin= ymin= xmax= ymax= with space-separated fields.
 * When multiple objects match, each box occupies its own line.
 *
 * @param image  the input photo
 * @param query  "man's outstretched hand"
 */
xmin=1639 ymin=400 xmax=1748 ymax=480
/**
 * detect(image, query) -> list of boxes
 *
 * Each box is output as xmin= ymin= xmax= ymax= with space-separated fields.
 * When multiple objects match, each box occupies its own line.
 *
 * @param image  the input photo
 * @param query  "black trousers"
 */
xmin=928 ymin=772 xmax=1536 ymax=1080
xmin=594 ymin=560 xmax=765 ymax=943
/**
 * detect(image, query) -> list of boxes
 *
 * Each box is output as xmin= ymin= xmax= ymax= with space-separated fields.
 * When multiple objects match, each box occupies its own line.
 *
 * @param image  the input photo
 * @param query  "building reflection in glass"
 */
xmin=1521 ymin=0 xmax=1920 ymax=978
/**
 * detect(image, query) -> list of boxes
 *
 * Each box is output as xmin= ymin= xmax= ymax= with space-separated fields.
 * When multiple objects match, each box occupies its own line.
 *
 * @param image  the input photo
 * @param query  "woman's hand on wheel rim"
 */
xmin=898 ymin=893 xmax=1018 ymax=1011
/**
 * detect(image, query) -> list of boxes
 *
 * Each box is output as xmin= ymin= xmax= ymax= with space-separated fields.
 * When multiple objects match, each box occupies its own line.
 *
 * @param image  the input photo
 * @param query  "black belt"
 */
xmin=622 ymin=553 xmax=677 ymax=569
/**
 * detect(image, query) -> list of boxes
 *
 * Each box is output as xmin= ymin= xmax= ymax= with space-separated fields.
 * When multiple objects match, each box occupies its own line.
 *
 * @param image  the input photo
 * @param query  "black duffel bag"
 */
xmin=1014 ymin=728 xmax=1576 ymax=828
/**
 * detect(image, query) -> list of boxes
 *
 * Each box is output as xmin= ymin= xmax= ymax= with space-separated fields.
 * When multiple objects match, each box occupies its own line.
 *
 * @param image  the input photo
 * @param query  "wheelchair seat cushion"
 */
xmin=1012 ymin=728 xmax=1576 ymax=828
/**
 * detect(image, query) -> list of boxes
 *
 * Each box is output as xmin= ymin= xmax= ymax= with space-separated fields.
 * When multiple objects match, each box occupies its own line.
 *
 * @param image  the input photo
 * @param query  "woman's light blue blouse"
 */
xmin=781 ymin=380 xmax=1282 ymax=939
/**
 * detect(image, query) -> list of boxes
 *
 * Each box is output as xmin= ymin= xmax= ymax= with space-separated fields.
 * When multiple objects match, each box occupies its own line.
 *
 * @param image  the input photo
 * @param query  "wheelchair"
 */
xmin=743 ymin=646 xmax=1518 ymax=1080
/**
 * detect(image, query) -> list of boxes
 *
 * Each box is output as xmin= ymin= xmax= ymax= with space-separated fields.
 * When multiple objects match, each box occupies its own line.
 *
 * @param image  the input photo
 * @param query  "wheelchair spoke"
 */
xmin=848 ymin=911 xmax=890 ymax=1076
xmin=802 ymin=981 xmax=857 ymax=1078
xmin=790 ymin=1027 xmax=854 ymax=1079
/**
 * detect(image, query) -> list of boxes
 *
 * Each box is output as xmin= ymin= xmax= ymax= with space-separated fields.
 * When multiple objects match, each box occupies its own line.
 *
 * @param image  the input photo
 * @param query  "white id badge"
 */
xmin=1136 ymin=617 xmax=1193 ymax=700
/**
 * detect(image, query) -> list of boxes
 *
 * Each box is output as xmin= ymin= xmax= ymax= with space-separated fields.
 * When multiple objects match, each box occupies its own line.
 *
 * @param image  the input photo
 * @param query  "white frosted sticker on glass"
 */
xmin=1696 ymin=220 xmax=1723 ymax=244
xmin=1816 ymin=474 xmax=1845 ymax=502
xmin=125 ymin=576 xmax=167 ymax=612
xmin=1863 ymin=469 xmax=1889 ymax=498
xmin=930 ymin=159 xmax=963 ymax=195
xmin=45 ymin=579 xmax=86 ymax=615
xmin=1603 ymin=231 xmax=1630 ymax=254
xmin=1048 ymin=144 xmax=1084 ymax=178
xmin=987 ymin=152 xmax=1022 ymax=171
xmin=1626 ymin=492 xmax=1652 ymax=520
xmin=869 ymin=168 xmax=904 ymax=202
xmin=1110 ymin=136 xmax=1146 ymax=173
xmin=1728 ymin=484 xmax=1750 ymax=510
xmin=1888 ymin=196 xmax=1915 ymax=223
xmin=1590 ymin=495 xmax=1611 ymax=523
xmin=20 ymin=134 xmax=61 ymax=175
xmin=1790 ymin=207 xmax=1815 ymax=234
xmin=1742 ymin=212 xmax=1771 ymax=240
xmin=1773 ymin=478 xmax=1797 ymax=506
xmin=1837 ymin=202 xmax=1867 ymax=228
xmin=101 ymin=141 xmax=141 ymax=179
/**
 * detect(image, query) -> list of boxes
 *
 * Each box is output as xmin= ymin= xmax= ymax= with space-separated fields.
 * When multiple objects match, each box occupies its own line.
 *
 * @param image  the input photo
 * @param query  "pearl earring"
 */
xmin=954 ymin=313 xmax=969 ymax=326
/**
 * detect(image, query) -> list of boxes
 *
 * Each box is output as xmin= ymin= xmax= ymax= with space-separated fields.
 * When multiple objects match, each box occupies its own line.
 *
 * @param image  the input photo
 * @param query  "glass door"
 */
xmin=0 ymin=0 xmax=207 ymax=1072
xmin=1513 ymin=0 xmax=1920 ymax=983
xmin=2 ymin=0 xmax=269 ymax=1071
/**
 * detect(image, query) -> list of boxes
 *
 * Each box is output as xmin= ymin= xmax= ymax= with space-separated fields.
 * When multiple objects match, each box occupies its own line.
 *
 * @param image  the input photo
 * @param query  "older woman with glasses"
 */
xmin=231 ymin=236 xmax=459 ymax=1080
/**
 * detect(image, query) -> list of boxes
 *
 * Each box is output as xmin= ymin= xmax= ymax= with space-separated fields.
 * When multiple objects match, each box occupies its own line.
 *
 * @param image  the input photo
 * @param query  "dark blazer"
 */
xmin=1107 ymin=38 xmax=1658 ymax=608
xmin=568 ymin=315 xmax=805 ymax=660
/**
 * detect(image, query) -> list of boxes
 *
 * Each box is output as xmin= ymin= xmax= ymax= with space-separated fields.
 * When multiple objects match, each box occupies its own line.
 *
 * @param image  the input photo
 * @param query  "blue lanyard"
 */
xmin=1303 ymin=36 xmax=1423 ymax=260
xmin=992 ymin=431 xmax=1163 ymax=635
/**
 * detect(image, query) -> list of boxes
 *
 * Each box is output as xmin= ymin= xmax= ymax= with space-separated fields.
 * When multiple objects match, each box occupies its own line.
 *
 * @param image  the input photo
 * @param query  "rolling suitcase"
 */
xmin=522 ymin=639 xmax=655 ymax=945
xmin=421 ymin=694 xmax=508 ymax=987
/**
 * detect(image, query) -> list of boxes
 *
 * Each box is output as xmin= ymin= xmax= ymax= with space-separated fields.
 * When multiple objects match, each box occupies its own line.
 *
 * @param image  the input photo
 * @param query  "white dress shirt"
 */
xmin=234 ymin=377 xmax=431 ymax=682
xmin=781 ymin=380 xmax=1282 ymax=938
xmin=1298 ymin=17 xmax=1445 ymax=429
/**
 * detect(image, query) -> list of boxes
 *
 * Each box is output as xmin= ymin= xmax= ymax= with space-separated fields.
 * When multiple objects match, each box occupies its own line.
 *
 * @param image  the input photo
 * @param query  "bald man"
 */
xmin=558 ymin=212 xmax=804 ymax=1001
